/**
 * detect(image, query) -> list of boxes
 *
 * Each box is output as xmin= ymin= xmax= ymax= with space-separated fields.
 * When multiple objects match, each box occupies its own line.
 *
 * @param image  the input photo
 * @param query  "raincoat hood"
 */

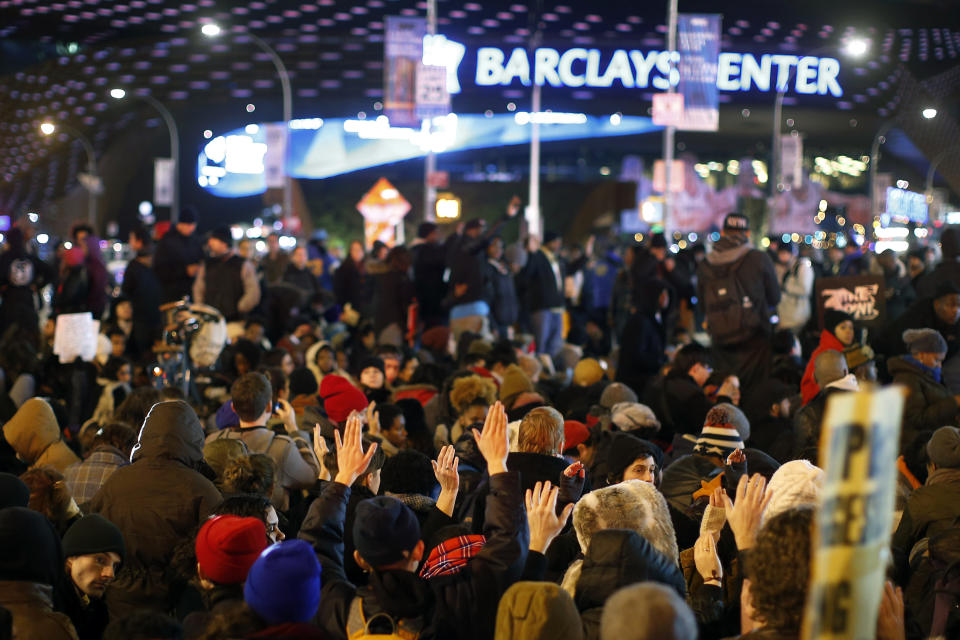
xmin=131 ymin=400 xmax=205 ymax=468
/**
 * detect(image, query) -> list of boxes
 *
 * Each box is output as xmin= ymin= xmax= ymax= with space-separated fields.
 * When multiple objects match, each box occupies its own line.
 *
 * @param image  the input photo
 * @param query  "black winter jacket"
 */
xmin=888 ymin=356 xmax=959 ymax=448
xmin=523 ymin=249 xmax=566 ymax=312
xmin=573 ymin=528 xmax=686 ymax=640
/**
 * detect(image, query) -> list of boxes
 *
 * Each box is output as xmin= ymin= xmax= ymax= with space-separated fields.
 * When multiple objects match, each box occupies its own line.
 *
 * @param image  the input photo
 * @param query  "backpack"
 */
xmin=701 ymin=252 xmax=764 ymax=346
xmin=346 ymin=597 xmax=422 ymax=640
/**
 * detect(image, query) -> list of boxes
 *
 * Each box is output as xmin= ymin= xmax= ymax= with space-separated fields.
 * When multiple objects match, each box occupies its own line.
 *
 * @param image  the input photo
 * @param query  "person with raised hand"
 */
xmin=721 ymin=473 xmax=773 ymax=551
xmin=298 ymin=399 xmax=530 ymax=640
xmin=526 ymin=481 xmax=574 ymax=555
xmin=432 ymin=445 xmax=460 ymax=518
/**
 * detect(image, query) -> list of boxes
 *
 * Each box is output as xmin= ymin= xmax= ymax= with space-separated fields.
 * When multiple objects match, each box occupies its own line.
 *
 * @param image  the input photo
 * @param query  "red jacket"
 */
xmin=800 ymin=330 xmax=845 ymax=405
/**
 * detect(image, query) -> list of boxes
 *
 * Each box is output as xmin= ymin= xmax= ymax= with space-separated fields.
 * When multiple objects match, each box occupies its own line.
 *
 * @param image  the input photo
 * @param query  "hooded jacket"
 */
xmin=697 ymin=235 xmax=780 ymax=345
xmin=800 ymin=330 xmax=846 ymax=406
xmin=2 ymin=397 xmax=80 ymax=472
xmin=88 ymin=400 xmax=221 ymax=619
xmin=892 ymin=468 xmax=960 ymax=558
xmin=561 ymin=480 xmax=678 ymax=596
xmin=573 ymin=529 xmax=686 ymax=640
xmin=495 ymin=581 xmax=583 ymax=640
xmin=0 ymin=507 xmax=78 ymax=640
xmin=888 ymin=356 xmax=959 ymax=448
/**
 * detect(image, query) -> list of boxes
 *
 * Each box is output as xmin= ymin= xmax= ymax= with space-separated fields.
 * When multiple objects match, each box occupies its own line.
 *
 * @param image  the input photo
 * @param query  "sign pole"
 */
xmin=662 ymin=0 xmax=678 ymax=233
xmin=423 ymin=0 xmax=438 ymax=223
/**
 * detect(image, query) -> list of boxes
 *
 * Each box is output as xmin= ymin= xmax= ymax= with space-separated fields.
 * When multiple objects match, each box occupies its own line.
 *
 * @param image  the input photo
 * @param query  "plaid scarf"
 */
xmin=419 ymin=535 xmax=487 ymax=579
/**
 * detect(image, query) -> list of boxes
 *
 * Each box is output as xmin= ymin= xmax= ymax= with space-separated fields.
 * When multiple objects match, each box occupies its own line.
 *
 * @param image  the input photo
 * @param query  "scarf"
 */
xmin=419 ymin=535 xmax=486 ymax=579
xmin=904 ymin=355 xmax=942 ymax=383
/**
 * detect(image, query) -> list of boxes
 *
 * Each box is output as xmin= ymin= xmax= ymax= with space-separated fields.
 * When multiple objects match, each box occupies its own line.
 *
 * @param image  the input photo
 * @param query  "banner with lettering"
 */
xmin=815 ymin=275 xmax=886 ymax=331
xmin=677 ymin=14 xmax=722 ymax=131
xmin=384 ymin=16 xmax=425 ymax=128
xmin=801 ymin=385 xmax=905 ymax=640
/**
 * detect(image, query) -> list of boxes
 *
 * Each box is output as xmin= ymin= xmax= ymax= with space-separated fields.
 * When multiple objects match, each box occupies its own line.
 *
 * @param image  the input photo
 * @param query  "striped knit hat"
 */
xmin=693 ymin=403 xmax=748 ymax=459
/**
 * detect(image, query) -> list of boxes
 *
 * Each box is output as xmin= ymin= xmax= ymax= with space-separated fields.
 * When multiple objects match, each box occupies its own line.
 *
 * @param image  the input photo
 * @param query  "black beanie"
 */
xmin=0 ymin=472 xmax=30 ymax=509
xmin=0 ymin=507 xmax=61 ymax=584
xmin=823 ymin=308 xmax=853 ymax=334
xmin=62 ymin=514 xmax=126 ymax=563
xmin=605 ymin=433 xmax=663 ymax=483
xmin=210 ymin=225 xmax=233 ymax=246
xmin=353 ymin=497 xmax=421 ymax=568
xmin=289 ymin=367 xmax=319 ymax=397
xmin=358 ymin=356 xmax=386 ymax=377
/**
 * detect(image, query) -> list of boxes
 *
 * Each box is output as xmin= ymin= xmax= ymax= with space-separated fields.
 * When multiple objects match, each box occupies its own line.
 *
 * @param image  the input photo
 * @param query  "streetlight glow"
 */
xmin=40 ymin=122 xmax=56 ymax=135
xmin=110 ymin=88 xmax=126 ymax=99
xmin=201 ymin=23 xmax=221 ymax=37
xmin=844 ymin=38 xmax=869 ymax=57
xmin=922 ymin=108 xmax=938 ymax=119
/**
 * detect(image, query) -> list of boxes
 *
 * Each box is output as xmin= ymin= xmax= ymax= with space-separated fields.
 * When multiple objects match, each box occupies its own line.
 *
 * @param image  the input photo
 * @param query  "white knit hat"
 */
xmin=762 ymin=459 xmax=824 ymax=524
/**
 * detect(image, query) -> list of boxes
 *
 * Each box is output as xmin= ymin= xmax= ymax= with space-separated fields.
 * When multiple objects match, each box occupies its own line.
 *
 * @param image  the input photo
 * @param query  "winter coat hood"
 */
xmin=495 ymin=581 xmax=583 ymax=640
xmin=130 ymin=400 xmax=205 ymax=468
xmin=573 ymin=529 xmax=686 ymax=612
xmin=2 ymin=397 xmax=79 ymax=471
xmin=705 ymin=235 xmax=753 ymax=266
xmin=561 ymin=480 xmax=678 ymax=596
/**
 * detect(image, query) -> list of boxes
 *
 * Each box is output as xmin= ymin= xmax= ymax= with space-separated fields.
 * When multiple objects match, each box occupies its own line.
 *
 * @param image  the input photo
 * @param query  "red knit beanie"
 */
xmin=319 ymin=375 xmax=368 ymax=423
xmin=195 ymin=516 xmax=268 ymax=585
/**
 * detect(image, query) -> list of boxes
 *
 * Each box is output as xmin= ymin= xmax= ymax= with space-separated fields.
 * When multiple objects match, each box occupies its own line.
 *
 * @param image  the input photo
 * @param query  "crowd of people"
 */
xmin=0 ymin=200 xmax=959 ymax=640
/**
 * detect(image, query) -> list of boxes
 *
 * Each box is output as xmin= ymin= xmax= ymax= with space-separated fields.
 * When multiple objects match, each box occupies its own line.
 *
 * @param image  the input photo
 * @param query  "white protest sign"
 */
xmin=802 ymin=385 xmax=905 ymax=640
xmin=53 ymin=313 xmax=100 ymax=363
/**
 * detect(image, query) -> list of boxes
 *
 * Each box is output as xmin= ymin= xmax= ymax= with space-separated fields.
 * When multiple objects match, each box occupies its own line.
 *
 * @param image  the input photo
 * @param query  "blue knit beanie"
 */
xmin=353 ymin=496 xmax=421 ymax=568
xmin=244 ymin=540 xmax=322 ymax=624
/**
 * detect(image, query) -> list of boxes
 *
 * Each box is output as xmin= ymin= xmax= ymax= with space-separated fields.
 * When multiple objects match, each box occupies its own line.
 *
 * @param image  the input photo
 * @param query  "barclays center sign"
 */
xmin=431 ymin=38 xmax=846 ymax=96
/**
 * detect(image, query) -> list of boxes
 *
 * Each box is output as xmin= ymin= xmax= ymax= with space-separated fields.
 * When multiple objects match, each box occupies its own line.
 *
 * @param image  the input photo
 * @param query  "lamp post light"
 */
xmin=110 ymin=88 xmax=181 ymax=223
xmin=203 ymin=22 xmax=293 ymax=224
xmin=869 ymin=120 xmax=896 ymax=220
xmin=40 ymin=121 xmax=98 ymax=228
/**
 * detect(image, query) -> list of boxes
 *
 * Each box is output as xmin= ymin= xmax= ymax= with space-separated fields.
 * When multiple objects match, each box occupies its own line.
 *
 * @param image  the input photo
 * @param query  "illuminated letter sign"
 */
xmin=468 ymin=46 xmax=843 ymax=95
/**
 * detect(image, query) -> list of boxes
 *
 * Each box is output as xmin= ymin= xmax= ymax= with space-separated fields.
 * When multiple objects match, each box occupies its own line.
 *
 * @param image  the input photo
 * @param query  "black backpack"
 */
xmin=701 ymin=252 xmax=764 ymax=346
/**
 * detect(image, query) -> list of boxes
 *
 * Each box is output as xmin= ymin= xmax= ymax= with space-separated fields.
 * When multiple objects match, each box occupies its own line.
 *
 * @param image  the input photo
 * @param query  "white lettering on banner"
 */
xmin=796 ymin=56 xmax=819 ymax=94
xmin=630 ymin=50 xmax=659 ymax=88
xmin=467 ymin=46 xmax=844 ymax=95
xmin=503 ymin=47 xmax=530 ymax=85
xmin=558 ymin=48 xmax=588 ymax=87
xmin=740 ymin=54 xmax=771 ymax=92
xmin=717 ymin=52 xmax=742 ymax=91
xmin=535 ymin=47 xmax=562 ymax=87
xmin=821 ymin=285 xmax=881 ymax=321
xmin=475 ymin=47 xmax=505 ymax=85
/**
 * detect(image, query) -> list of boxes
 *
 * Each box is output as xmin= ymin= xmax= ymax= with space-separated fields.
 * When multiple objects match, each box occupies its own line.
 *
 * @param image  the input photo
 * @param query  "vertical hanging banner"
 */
xmin=154 ymin=158 xmax=174 ymax=206
xmin=677 ymin=14 xmax=722 ymax=132
xmin=385 ymin=16 xmax=426 ymax=128
xmin=263 ymin=124 xmax=287 ymax=189
xmin=801 ymin=386 xmax=905 ymax=640
xmin=416 ymin=64 xmax=450 ymax=120
xmin=781 ymin=134 xmax=804 ymax=190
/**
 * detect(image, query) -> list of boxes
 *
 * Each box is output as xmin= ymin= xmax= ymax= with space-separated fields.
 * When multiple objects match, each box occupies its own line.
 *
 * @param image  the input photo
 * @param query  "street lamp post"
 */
xmin=204 ymin=24 xmax=293 ymax=223
xmin=40 ymin=122 xmax=98 ymax=228
xmin=869 ymin=120 xmax=896 ymax=220
xmin=110 ymin=89 xmax=180 ymax=223
xmin=770 ymin=39 xmax=869 ymax=199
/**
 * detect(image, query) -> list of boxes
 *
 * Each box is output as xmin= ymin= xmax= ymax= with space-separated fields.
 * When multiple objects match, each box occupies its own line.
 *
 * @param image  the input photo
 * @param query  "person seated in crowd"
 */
xmin=64 ymin=423 xmax=136 ymax=508
xmin=800 ymin=309 xmax=856 ymax=405
xmin=793 ymin=350 xmax=859 ymax=463
xmin=20 ymin=466 xmax=82 ymax=536
xmin=61 ymin=514 xmax=126 ymax=640
xmin=3 ymin=397 xmax=80 ymax=473
xmin=206 ymin=372 xmax=319 ymax=511
xmin=435 ymin=374 xmax=497 ymax=450
xmin=888 ymin=328 xmax=960 ymax=448
xmin=600 ymin=582 xmax=698 ymax=640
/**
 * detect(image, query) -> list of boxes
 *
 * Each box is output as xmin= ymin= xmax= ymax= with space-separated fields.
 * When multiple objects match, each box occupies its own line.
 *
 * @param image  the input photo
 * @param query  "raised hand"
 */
xmin=877 ymin=581 xmax=905 ymax=640
xmin=365 ymin=401 xmax=380 ymax=436
xmin=333 ymin=412 xmax=378 ymax=487
xmin=313 ymin=425 xmax=331 ymax=481
xmin=472 ymin=400 xmax=509 ymax=475
xmin=432 ymin=445 xmax=460 ymax=517
xmin=525 ymin=481 xmax=574 ymax=554
xmin=276 ymin=398 xmax=298 ymax=434
xmin=721 ymin=473 xmax=773 ymax=550
xmin=694 ymin=532 xmax=723 ymax=586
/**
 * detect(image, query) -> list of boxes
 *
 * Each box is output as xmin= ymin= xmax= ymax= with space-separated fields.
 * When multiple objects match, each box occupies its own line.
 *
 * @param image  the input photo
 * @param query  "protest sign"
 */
xmin=53 ymin=313 xmax=100 ymax=363
xmin=815 ymin=275 xmax=886 ymax=331
xmin=802 ymin=385 xmax=905 ymax=640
